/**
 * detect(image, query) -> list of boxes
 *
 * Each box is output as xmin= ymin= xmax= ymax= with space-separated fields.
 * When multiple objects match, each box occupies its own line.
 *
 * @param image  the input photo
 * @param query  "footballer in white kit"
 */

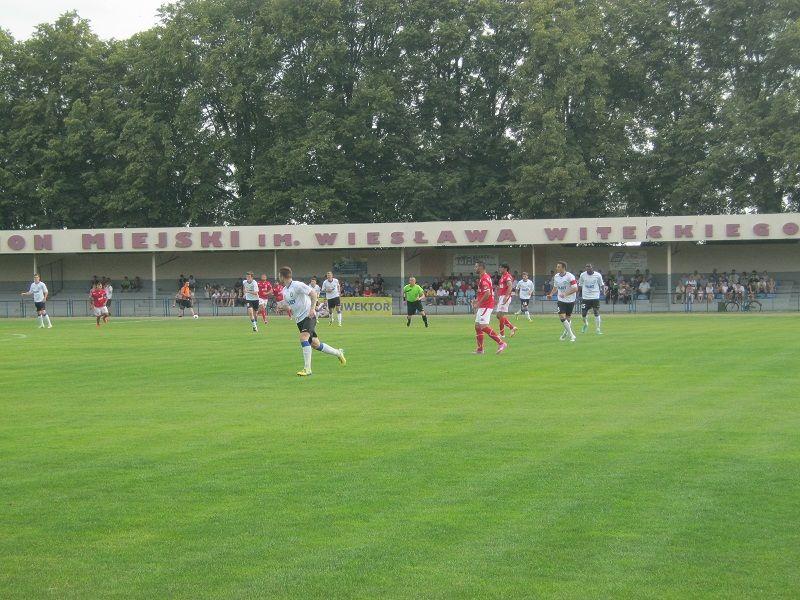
xmin=578 ymin=264 xmax=604 ymax=334
xmin=21 ymin=274 xmax=52 ymax=328
xmin=242 ymin=272 xmax=260 ymax=332
xmin=321 ymin=271 xmax=343 ymax=326
xmin=279 ymin=266 xmax=346 ymax=376
xmin=514 ymin=272 xmax=535 ymax=321
xmin=546 ymin=261 xmax=578 ymax=342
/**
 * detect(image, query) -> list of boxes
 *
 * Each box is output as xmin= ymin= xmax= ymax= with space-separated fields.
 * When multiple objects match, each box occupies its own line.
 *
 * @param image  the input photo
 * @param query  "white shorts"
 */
xmin=474 ymin=307 xmax=493 ymax=325
xmin=496 ymin=296 xmax=512 ymax=313
xmin=92 ymin=306 xmax=109 ymax=317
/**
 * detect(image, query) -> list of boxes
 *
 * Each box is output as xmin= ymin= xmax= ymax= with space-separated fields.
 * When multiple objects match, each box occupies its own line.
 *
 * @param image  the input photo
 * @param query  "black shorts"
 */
xmin=582 ymin=299 xmax=600 ymax=312
xmin=557 ymin=301 xmax=575 ymax=316
xmin=327 ymin=297 xmax=341 ymax=309
xmin=246 ymin=299 xmax=259 ymax=311
xmin=297 ymin=316 xmax=318 ymax=339
xmin=520 ymin=298 xmax=530 ymax=309
xmin=178 ymin=299 xmax=192 ymax=309
xmin=34 ymin=301 xmax=46 ymax=312
xmin=407 ymin=300 xmax=424 ymax=316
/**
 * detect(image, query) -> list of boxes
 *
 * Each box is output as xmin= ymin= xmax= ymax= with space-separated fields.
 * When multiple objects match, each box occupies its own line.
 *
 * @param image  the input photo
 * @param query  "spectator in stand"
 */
xmin=675 ymin=282 xmax=685 ymax=303
xmin=638 ymin=279 xmax=651 ymax=299
xmin=121 ymin=276 xmax=131 ymax=292
xmin=684 ymin=284 xmax=695 ymax=311
xmin=133 ymin=276 xmax=142 ymax=291
xmin=188 ymin=275 xmax=197 ymax=291
xmin=178 ymin=274 xmax=187 ymax=287
xmin=436 ymin=287 xmax=449 ymax=305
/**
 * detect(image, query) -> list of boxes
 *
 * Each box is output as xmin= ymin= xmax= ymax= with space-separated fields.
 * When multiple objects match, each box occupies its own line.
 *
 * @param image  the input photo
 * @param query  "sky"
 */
xmin=0 ymin=0 xmax=167 ymax=40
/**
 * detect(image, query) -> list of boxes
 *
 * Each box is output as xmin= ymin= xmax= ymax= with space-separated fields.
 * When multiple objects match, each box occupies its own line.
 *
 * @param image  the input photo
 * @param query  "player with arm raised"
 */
xmin=546 ymin=261 xmax=578 ymax=342
xmin=21 ymin=274 xmax=52 ymax=328
xmin=279 ymin=266 xmax=346 ymax=377
xmin=321 ymin=272 xmax=343 ymax=326
xmin=578 ymin=263 xmax=604 ymax=335
xmin=514 ymin=272 xmax=535 ymax=321
xmin=495 ymin=263 xmax=518 ymax=338
xmin=471 ymin=262 xmax=507 ymax=355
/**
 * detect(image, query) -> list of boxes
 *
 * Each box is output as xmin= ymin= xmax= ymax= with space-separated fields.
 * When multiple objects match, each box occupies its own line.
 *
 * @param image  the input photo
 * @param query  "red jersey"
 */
xmin=273 ymin=283 xmax=284 ymax=302
xmin=90 ymin=289 xmax=107 ymax=308
xmin=476 ymin=273 xmax=495 ymax=309
xmin=498 ymin=272 xmax=513 ymax=297
xmin=257 ymin=280 xmax=273 ymax=300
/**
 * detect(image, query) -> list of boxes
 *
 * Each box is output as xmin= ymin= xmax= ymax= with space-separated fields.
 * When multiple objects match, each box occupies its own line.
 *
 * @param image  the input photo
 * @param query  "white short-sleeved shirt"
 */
xmin=578 ymin=271 xmax=604 ymax=300
xmin=104 ymin=285 xmax=113 ymax=299
xmin=242 ymin=279 xmax=259 ymax=301
xmin=29 ymin=281 xmax=48 ymax=302
xmin=515 ymin=279 xmax=535 ymax=300
xmin=553 ymin=272 xmax=578 ymax=303
xmin=321 ymin=278 xmax=340 ymax=300
xmin=283 ymin=280 xmax=313 ymax=323
xmin=310 ymin=284 xmax=321 ymax=296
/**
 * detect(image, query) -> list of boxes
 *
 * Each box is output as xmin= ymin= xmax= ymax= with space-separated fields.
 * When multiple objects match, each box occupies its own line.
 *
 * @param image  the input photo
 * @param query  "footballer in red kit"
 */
xmin=90 ymin=282 xmax=109 ymax=326
xmin=257 ymin=274 xmax=273 ymax=324
xmin=273 ymin=281 xmax=292 ymax=317
xmin=471 ymin=261 xmax=507 ymax=355
xmin=495 ymin=263 xmax=518 ymax=337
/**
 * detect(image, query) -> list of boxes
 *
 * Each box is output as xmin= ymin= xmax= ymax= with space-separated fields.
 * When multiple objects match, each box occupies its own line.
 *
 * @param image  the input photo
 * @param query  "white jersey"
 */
xmin=242 ymin=279 xmax=259 ymax=301
xmin=310 ymin=284 xmax=321 ymax=297
xmin=29 ymin=281 xmax=48 ymax=303
xmin=321 ymin=278 xmax=340 ymax=300
xmin=283 ymin=280 xmax=313 ymax=323
xmin=515 ymin=279 xmax=535 ymax=300
xmin=578 ymin=271 xmax=604 ymax=300
xmin=553 ymin=272 xmax=578 ymax=303
xmin=104 ymin=285 xmax=113 ymax=299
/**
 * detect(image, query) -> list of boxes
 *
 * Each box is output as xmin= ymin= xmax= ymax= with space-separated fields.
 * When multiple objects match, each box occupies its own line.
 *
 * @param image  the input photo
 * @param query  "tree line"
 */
xmin=1 ymin=0 xmax=798 ymax=228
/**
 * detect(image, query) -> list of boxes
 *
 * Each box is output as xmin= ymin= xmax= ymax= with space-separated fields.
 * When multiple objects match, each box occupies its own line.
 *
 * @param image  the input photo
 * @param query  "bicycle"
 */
xmin=723 ymin=298 xmax=762 ymax=312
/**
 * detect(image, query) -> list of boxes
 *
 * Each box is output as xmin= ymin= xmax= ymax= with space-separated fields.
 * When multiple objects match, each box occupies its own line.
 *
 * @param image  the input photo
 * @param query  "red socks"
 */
xmin=476 ymin=331 xmax=485 ymax=351
xmin=482 ymin=326 xmax=503 ymax=344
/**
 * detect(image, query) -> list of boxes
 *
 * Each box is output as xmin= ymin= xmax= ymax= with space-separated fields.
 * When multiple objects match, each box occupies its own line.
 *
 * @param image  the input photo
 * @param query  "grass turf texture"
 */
xmin=1 ymin=314 xmax=799 ymax=599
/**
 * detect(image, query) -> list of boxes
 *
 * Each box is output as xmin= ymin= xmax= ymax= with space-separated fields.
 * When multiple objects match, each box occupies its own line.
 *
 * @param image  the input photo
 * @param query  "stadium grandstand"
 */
xmin=1 ymin=213 xmax=799 ymax=317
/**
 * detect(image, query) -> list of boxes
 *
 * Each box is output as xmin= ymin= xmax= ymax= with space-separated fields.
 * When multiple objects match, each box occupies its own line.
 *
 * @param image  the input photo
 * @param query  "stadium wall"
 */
xmin=1 ymin=242 xmax=798 ymax=295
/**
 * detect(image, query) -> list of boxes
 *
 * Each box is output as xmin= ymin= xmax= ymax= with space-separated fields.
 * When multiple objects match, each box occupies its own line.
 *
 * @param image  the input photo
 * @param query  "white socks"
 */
xmin=317 ymin=343 xmax=341 ymax=357
xmin=596 ymin=315 xmax=602 ymax=330
xmin=37 ymin=315 xmax=44 ymax=327
xmin=563 ymin=319 xmax=575 ymax=337
xmin=44 ymin=314 xmax=52 ymax=327
xmin=302 ymin=344 xmax=312 ymax=371
xmin=337 ymin=312 xmax=342 ymax=325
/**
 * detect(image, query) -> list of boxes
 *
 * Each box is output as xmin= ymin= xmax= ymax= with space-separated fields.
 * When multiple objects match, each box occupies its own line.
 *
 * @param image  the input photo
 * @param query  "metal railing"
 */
xmin=2 ymin=292 xmax=798 ymax=318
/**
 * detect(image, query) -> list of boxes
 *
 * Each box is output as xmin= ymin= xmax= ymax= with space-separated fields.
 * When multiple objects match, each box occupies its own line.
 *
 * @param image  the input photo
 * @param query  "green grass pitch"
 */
xmin=1 ymin=313 xmax=799 ymax=598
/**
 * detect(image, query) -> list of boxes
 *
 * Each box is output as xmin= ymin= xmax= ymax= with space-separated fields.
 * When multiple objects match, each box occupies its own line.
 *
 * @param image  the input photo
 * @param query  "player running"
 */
xmin=279 ymin=266 xmax=346 ymax=377
xmin=321 ymin=271 xmax=343 ymax=326
xmin=546 ymin=261 xmax=578 ymax=342
xmin=257 ymin=274 xmax=273 ymax=324
xmin=175 ymin=280 xmax=198 ymax=318
xmin=495 ymin=263 xmax=518 ymax=338
xmin=472 ymin=262 xmax=507 ymax=355
xmin=243 ymin=272 xmax=260 ymax=332
xmin=403 ymin=276 xmax=428 ymax=327
xmin=578 ymin=263 xmax=604 ymax=335
xmin=21 ymin=274 xmax=52 ymax=328
xmin=90 ymin=281 xmax=110 ymax=326
xmin=514 ymin=272 xmax=535 ymax=321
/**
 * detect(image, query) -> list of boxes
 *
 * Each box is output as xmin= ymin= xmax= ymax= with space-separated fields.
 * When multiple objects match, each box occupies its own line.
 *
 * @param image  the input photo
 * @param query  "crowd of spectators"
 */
xmin=674 ymin=269 xmax=777 ymax=304
xmin=90 ymin=274 xmax=143 ymax=292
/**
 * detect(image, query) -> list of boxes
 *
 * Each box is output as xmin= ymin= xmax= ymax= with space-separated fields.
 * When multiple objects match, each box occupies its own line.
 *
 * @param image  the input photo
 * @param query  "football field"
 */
xmin=1 ymin=313 xmax=799 ymax=598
